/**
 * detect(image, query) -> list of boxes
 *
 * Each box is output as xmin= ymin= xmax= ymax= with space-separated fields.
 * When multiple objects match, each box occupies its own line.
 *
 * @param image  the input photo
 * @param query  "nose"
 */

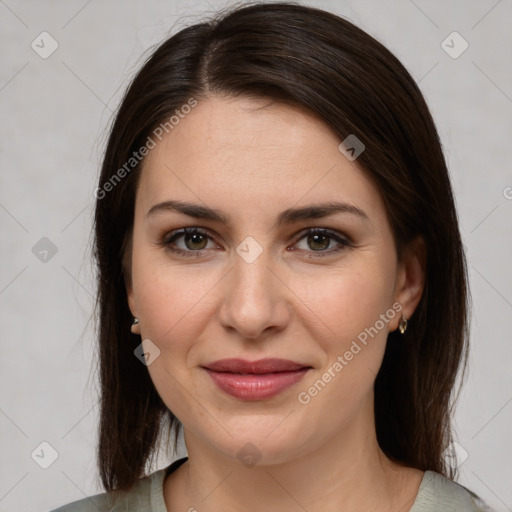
xmin=218 ymin=247 xmax=291 ymax=340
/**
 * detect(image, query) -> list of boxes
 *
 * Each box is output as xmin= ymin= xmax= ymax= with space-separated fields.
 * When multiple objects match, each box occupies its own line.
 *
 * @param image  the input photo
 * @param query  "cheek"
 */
xmin=134 ymin=269 xmax=213 ymax=348
xmin=298 ymin=260 xmax=396 ymax=344
xmin=131 ymin=259 xmax=216 ymax=420
xmin=133 ymin=244 xmax=396 ymax=354
xmin=294 ymin=261 xmax=395 ymax=403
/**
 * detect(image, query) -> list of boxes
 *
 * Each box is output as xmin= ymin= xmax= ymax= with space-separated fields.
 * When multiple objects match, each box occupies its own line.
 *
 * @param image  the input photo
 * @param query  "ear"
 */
xmin=127 ymin=284 xmax=141 ymax=335
xmin=391 ymin=235 xmax=426 ymax=331
xmin=123 ymin=255 xmax=141 ymax=336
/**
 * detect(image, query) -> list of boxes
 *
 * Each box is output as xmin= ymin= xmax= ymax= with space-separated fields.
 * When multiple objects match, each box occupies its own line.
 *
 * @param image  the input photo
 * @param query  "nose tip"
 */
xmin=218 ymin=248 xmax=291 ymax=340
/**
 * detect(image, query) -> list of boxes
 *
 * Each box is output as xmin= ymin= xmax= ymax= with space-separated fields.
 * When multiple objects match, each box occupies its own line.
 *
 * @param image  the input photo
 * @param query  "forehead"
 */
xmin=145 ymin=94 xmax=340 ymax=164
xmin=137 ymin=95 xmax=384 ymax=224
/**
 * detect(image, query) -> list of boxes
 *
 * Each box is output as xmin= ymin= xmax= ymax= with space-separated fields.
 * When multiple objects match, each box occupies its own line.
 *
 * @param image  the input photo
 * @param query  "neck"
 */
xmin=164 ymin=402 xmax=423 ymax=512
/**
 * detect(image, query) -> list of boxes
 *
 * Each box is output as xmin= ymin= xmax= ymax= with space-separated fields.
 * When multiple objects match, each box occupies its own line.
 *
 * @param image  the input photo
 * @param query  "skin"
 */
xmin=127 ymin=94 xmax=426 ymax=512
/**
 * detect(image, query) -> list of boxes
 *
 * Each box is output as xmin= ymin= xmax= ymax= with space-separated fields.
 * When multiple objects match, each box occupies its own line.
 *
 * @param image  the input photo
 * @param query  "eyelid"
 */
xmin=161 ymin=227 xmax=217 ymax=249
xmin=293 ymin=226 xmax=351 ymax=245
xmin=160 ymin=226 xmax=352 ymax=258
xmin=162 ymin=226 xmax=211 ymax=243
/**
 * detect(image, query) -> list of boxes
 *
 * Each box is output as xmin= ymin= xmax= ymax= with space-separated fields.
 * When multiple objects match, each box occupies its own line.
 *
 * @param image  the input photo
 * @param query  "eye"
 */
xmin=161 ymin=227 xmax=217 ymax=257
xmin=291 ymin=228 xmax=351 ymax=258
xmin=160 ymin=227 xmax=351 ymax=258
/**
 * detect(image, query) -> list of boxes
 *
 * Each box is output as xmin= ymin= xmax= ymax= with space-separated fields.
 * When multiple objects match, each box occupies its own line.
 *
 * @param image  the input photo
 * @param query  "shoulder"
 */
xmin=47 ymin=467 xmax=168 ymax=512
xmin=411 ymin=471 xmax=496 ymax=512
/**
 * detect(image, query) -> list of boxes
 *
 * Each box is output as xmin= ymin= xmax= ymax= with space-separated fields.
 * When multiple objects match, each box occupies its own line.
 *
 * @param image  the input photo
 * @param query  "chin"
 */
xmin=201 ymin=420 xmax=316 ymax=468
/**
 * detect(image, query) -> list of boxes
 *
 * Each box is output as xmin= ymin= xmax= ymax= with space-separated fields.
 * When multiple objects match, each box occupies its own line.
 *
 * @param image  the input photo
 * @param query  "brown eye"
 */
xmin=293 ymin=228 xmax=351 ymax=258
xmin=182 ymin=231 xmax=208 ymax=250
xmin=306 ymin=232 xmax=331 ymax=251
xmin=161 ymin=227 xmax=350 ymax=259
xmin=163 ymin=228 xmax=215 ymax=256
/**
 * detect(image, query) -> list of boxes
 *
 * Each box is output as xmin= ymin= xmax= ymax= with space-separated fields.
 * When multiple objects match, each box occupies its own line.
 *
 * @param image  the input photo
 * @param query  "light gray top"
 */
xmin=48 ymin=458 xmax=495 ymax=511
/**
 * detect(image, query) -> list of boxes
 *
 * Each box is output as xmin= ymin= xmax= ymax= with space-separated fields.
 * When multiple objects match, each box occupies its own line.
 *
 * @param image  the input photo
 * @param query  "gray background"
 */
xmin=1 ymin=0 xmax=511 ymax=511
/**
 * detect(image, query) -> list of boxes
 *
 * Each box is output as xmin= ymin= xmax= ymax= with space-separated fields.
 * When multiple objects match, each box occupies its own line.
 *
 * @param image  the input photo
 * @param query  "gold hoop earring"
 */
xmin=398 ymin=314 xmax=408 ymax=334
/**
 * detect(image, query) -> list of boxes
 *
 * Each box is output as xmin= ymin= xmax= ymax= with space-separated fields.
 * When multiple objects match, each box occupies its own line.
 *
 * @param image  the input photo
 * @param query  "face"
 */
xmin=127 ymin=94 xmax=419 ymax=465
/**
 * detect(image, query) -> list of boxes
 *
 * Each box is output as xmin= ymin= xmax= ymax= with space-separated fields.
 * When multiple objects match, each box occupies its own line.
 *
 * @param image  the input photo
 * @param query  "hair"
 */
xmin=93 ymin=0 xmax=470 ymax=494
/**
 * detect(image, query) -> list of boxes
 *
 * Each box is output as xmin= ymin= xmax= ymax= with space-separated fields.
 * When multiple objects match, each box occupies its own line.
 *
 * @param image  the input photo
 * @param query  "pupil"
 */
xmin=309 ymin=233 xmax=329 ymax=251
xmin=186 ymin=232 xmax=207 ymax=250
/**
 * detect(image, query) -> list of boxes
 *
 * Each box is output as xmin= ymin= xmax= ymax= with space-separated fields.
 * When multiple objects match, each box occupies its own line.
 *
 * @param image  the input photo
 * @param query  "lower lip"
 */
xmin=204 ymin=368 xmax=310 ymax=400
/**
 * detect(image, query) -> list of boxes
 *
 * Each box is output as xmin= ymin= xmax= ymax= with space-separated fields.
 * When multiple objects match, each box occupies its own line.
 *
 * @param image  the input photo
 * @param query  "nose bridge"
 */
xmin=231 ymin=238 xmax=276 ymax=310
xmin=219 ymin=236 xmax=289 ymax=338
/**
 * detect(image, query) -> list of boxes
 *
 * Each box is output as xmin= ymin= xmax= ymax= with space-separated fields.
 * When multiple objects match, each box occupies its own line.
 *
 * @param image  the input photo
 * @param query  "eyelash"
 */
xmin=160 ymin=227 xmax=351 ymax=259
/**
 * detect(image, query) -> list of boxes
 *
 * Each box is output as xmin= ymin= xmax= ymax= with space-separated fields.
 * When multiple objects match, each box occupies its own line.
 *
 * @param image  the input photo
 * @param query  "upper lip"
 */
xmin=203 ymin=358 xmax=311 ymax=374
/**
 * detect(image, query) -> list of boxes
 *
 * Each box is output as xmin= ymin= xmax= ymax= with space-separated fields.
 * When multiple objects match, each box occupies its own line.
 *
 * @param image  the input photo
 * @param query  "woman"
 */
xmin=51 ymin=2 xmax=494 ymax=511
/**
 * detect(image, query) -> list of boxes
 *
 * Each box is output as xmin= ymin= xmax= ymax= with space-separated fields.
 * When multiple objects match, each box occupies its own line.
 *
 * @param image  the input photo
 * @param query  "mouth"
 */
xmin=202 ymin=358 xmax=312 ymax=400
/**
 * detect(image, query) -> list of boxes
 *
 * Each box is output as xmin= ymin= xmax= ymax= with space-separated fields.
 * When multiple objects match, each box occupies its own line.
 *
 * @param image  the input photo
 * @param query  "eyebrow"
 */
xmin=146 ymin=199 xmax=369 ymax=227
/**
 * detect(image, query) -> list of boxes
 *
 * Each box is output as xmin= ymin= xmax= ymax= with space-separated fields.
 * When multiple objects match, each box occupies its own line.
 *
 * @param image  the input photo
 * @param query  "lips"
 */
xmin=202 ymin=358 xmax=311 ymax=400
xmin=204 ymin=358 xmax=308 ymax=373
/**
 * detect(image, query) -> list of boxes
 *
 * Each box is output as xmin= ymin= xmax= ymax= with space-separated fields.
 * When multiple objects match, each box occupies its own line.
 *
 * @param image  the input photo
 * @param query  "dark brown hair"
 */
xmin=93 ymin=1 xmax=469 ymax=493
